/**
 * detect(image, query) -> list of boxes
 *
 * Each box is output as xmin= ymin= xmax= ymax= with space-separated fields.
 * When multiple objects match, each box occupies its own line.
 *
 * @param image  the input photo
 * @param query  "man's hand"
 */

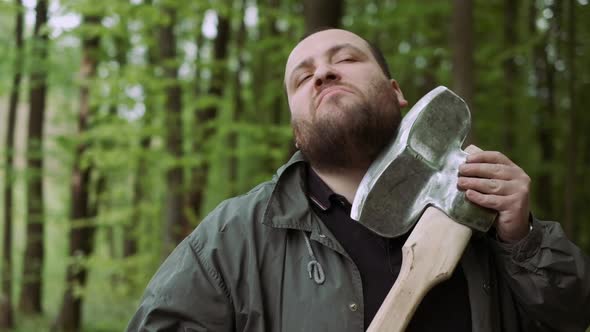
xmin=457 ymin=151 xmax=531 ymax=243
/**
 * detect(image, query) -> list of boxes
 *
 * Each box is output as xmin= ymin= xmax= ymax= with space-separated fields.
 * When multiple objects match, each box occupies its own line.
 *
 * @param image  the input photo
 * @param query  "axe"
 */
xmin=351 ymin=86 xmax=497 ymax=332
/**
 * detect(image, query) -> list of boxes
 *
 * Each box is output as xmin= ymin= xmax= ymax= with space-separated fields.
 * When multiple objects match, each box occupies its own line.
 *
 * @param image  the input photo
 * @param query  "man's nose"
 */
xmin=314 ymin=65 xmax=340 ymax=88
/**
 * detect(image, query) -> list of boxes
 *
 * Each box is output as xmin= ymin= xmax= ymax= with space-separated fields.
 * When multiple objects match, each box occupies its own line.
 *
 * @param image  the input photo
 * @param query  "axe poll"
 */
xmin=350 ymin=86 xmax=497 ymax=332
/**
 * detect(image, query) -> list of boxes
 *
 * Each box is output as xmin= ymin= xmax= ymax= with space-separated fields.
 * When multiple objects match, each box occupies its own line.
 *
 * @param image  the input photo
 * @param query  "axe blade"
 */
xmin=351 ymin=86 xmax=496 ymax=238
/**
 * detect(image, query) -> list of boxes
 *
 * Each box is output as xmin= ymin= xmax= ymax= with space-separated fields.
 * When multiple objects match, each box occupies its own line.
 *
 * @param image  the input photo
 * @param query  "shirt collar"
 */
xmin=307 ymin=167 xmax=333 ymax=211
xmin=307 ymin=166 xmax=352 ymax=212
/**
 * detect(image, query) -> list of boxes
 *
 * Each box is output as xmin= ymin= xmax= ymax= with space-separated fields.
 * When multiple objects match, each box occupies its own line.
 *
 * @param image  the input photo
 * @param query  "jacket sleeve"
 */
xmin=491 ymin=217 xmax=590 ymax=332
xmin=126 ymin=235 xmax=234 ymax=332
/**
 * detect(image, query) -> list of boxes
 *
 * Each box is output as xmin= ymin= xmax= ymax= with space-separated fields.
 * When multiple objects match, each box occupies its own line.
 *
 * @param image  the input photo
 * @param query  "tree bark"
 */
xmin=529 ymin=0 xmax=556 ymax=218
xmin=104 ymin=18 xmax=130 ymax=259
xmin=186 ymin=12 xmax=230 ymax=227
xmin=563 ymin=0 xmax=577 ymax=237
xmin=0 ymin=0 xmax=24 ymax=327
xmin=229 ymin=0 xmax=247 ymax=195
xmin=126 ymin=131 xmax=149 ymax=258
xmin=268 ymin=0 xmax=289 ymax=165
xmin=451 ymin=0 xmax=475 ymax=144
xmin=53 ymin=15 xmax=101 ymax=332
xmin=503 ymin=0 xmax=518 ymax=156
xmin=20 ymin=0 xmax=48 ymax=314
xmin=160 ymin=5 xmax=188 ymax=250
xmin=125 ymin=0 xmax=159 ymax=258
xmin=184 ymin=15 xmax=204 ymax=226
xmin=303 ymin=0 xmax=343 ymax=33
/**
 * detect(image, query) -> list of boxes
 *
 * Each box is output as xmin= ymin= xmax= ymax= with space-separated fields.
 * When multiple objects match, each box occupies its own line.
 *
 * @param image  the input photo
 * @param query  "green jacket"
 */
xmin=128 ymin=152 xmax=590 ymax=332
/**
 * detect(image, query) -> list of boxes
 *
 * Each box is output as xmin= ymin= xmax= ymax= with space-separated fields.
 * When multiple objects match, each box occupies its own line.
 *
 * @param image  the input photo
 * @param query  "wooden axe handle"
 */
xmin=367 ymin=206 xmax=472 ymax=332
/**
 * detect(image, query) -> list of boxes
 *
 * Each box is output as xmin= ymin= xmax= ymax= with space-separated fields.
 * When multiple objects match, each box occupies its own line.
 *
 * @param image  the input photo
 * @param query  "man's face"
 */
xmin=284 ymin=29 xmax=406 ymax=172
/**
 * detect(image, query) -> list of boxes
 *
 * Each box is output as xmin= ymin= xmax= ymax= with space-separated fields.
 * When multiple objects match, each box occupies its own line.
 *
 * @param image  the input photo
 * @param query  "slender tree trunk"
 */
xmin=126 ymin=1 xmax=159 ymax=257
xmin=0 ymin=0 xmax=24 ymax=327
xmin=20 ymin=0 xmax=48 ymax=314
xmin=268 ymin=0 xmax=283 ymax=127
xmin=503 ymin=0 xmax=518 ymax=156
xmin=563 ymin=0 xmax=577 ymax=237
xmin=193 ymin=20 xmax=204 ymax=97
xmin=160 ymin=5 xmax=188 ymax=249
xmin=53 ymin=15 xmax=101 ymax=332
xmin=416 ymin=11 xmax=447 ymax=103
xmin=185 ymin=16 xmax=204 ymax=226
xmin=229 ymin=0 xmax=247 ymax=195
xmin=103 ymin=20 xmax=130 ymax=259
xmin=451 ymin=0 xmax=475 ymax=144
xmin=186 ymin=13 xmax=230 ymax=227
xmin=126 ymin=132 xmax=151 ymax=257
xmin=256 ymin=0 xmax=288 ymax=174
xmin=529 ymin=1 xmax=556 ymax=218
xmin=126 ymin=119 xmax=149 ymax=257
xmin=303 ymin=0 xmax=343 ymax=33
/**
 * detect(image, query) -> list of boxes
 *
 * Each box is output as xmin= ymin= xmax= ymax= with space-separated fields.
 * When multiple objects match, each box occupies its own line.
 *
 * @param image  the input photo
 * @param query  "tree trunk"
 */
xmin=503 ymin=0 xmax=518 ymax=156
xmin=563 ymin=0 xmax=577 ymax=237
xmin=416 ymin=11 xmax=447 ymax=106
xmin=184 ymin=16 xmax=204 ymax=226
xmin=104 ymin=20 xmax=130 ymax=259
xmin=0 ymin=0 xmax=24 ymax=327
xmin=126 ymin=113 xmax=154 ymax=256
xmin=53 ymin=15 xmax=101 ymax=332
xmin=451 ymin=0 xmax=475 ymax=144
xmin=126 ymin=133 xmax=150 ymax=257
xmin=529 ymin=1 xmax=556 ymax=218
xmin=303 ymin=0 xmax=343 ymax=33
xmin=229 ymin=0 xmax=247 ymax=195
xmin=268 ymin=0 xmax=283 ymax=127
xmin=125 ymin=0 xmax=159 ymax=257
xmin=267 ymin=0 xmax=290 ymax=170
xmin=186 ymin=13 xmax=230 ymax=227
xmin=20 ymin=0 xmax=48 ymax=314
xmin=160 ymin=5 xmax=188 ymax=250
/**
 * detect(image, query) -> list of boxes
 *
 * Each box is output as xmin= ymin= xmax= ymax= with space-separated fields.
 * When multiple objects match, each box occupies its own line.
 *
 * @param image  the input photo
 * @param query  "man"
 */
xmin=127 ymin=29 xmax=590 ymax=331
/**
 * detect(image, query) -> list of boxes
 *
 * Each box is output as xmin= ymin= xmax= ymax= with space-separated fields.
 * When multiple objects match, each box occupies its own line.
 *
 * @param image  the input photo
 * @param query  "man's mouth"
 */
xmin=316 ymin=86 xmax=352 ymax=108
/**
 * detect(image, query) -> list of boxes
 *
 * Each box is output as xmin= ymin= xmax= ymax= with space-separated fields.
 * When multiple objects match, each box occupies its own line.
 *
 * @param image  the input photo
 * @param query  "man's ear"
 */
xmin=390 ymin=79 xmax=408 ymax=108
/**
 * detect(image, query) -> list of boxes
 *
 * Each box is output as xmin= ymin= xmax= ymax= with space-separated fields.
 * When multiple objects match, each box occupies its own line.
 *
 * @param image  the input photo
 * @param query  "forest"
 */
xmin=0 ymin=0 xmax=589 ymax=331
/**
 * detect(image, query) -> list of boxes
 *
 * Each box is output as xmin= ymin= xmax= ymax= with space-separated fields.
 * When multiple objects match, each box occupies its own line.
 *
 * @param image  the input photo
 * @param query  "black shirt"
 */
xmin=307 ymin=167 xmax=472 ymax=331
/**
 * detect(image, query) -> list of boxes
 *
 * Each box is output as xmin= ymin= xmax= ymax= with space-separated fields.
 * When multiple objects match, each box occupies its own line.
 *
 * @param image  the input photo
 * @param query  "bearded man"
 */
xmin=127 ymin=29 xmax=590 ymax=332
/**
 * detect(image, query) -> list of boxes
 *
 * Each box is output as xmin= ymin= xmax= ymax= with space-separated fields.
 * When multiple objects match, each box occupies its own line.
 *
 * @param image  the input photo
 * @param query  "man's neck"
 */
xmin=312 ymin=167 xmax=367 ymax=204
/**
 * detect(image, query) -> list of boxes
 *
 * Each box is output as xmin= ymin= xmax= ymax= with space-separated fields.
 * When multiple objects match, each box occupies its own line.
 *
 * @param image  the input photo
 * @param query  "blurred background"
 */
xmin=0 ymin=0 xmax=589 ymax=330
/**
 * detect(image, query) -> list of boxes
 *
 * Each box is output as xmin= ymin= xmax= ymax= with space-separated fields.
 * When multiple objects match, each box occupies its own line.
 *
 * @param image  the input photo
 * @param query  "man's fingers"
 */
xmin=457 ymin=177 xmax=514 ymax=195
xmin=464 ymin=145 xmax=483 ymax=154
xmin=464 ymin=190 xmax=508 ymax=210
xmin=458 ymin=163 xmax=515 ymax=180
xmin=465 ymin=151 xmax=515 ymax=166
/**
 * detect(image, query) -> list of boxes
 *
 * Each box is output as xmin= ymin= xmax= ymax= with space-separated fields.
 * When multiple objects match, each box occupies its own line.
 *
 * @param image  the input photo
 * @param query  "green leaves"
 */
xmin=3 ymin=0 xmax=590 ymax=330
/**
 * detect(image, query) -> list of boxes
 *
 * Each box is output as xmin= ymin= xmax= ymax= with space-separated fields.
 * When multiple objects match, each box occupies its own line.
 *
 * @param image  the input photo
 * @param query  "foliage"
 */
xmin=0 ymin=0 xmax=589 ymax=330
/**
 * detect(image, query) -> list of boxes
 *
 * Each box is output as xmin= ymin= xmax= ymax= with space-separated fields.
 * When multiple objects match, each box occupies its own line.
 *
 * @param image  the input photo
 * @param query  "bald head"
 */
xmin=285 ymin=29 xmax=391 ymax=89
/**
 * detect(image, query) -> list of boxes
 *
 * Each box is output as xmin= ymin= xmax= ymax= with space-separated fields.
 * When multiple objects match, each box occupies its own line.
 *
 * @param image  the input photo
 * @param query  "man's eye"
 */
xmin=337 ymin=58 xmax=355 ymax=63
xmin=297 ymin=75 xmax=312 ymax=86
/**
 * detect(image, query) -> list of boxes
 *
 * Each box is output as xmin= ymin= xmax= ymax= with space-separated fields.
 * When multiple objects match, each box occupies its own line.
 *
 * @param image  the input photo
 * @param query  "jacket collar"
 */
xmin=261 ymin=151 xmax=316 ymax=232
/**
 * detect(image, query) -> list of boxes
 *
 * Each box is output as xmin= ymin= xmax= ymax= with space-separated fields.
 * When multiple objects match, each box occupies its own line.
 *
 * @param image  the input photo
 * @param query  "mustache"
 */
xmin=312 ymin=83 xmax=360 ymax=110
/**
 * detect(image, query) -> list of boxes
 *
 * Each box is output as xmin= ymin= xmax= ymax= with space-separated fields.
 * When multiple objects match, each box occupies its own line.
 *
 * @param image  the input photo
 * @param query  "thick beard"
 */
xmin=292 ymin=82 xmax=401 ymax=173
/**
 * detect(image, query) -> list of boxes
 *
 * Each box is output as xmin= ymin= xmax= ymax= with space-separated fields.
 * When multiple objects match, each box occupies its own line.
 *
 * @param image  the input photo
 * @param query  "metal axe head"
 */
xmin=351 ymin=86 xmax=497 ymax=238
